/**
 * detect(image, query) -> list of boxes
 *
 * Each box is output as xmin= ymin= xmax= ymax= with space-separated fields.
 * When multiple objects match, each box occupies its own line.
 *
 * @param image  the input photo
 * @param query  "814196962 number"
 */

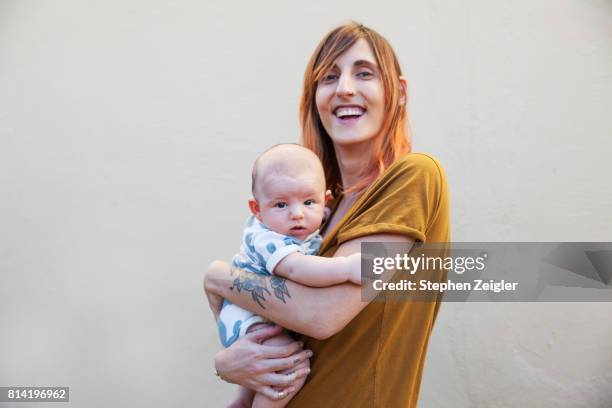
xmin=1 ymin=387 xmax=69 ymax=402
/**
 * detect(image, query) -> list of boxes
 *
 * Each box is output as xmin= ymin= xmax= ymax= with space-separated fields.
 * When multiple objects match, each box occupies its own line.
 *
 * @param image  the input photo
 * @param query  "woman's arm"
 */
xmin=205 ymin=233 xmax=413 ymax=340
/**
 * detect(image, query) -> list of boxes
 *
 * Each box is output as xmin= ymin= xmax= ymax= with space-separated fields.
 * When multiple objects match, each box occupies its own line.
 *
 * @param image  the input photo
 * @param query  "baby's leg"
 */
xmin=249 ymin=325 xmax=309 ymax=408
xmin=227 ymin=386 xmax=254 ymax=408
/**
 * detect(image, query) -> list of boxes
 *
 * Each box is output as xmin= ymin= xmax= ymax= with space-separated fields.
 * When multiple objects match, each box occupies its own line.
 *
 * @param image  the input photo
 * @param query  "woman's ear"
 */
xmin=248 ymin=199 xmax=262 ymax=221
xmin=399 ymin=76 xmax=408 ymax=106
xmin=325 ymin=189 xmax=333 ymax=203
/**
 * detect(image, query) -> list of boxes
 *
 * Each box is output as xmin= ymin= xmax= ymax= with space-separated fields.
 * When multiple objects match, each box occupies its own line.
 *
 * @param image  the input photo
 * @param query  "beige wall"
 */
xmin=1 ymin=0 xmax=611 ymax=407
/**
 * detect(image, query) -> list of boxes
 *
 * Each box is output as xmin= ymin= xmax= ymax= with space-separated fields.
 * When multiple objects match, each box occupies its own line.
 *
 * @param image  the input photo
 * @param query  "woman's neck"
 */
xmin=334 ymin=143 xmax=372 ymax=190
xmin=321 ymin=189 xmax=360 ymax=238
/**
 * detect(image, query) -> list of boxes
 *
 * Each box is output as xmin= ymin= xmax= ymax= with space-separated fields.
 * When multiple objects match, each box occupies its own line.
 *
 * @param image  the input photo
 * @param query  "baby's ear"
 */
xmin=248 ymin=199 xmax=262 ymax=221
xmin=324 ymin=190 xmax=333 ymax=203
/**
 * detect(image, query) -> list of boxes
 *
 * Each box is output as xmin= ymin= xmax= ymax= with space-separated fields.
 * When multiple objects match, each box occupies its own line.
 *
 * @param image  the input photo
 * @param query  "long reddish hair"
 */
xmin=300 ymin=23 xmax=411 ymax=195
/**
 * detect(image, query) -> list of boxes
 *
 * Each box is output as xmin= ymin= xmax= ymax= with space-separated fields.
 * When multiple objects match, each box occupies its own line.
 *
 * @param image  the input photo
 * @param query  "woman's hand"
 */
xmin=214 ymin=324 xmax=312 ymax=400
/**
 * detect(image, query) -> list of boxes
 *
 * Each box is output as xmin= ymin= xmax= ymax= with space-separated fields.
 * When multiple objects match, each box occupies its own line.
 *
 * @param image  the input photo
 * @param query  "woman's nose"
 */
xmin=336 ymin=73 xmax=355 ymax=97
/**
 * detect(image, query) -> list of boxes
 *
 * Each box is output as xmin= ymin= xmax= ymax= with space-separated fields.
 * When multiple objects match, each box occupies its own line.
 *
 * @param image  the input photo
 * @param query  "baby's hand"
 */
xmin=347 ymin=253 xmax=362 ymax=285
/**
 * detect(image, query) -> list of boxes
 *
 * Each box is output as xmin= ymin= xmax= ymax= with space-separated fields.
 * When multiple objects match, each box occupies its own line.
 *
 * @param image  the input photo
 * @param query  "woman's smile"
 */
xmin=334 ymin=104 xmax=366 ymax=125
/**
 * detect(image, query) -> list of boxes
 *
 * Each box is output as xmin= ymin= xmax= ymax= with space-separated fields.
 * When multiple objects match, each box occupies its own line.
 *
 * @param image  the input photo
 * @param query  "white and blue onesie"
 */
xmin=218 ymin=216 xmax=322 ymax=347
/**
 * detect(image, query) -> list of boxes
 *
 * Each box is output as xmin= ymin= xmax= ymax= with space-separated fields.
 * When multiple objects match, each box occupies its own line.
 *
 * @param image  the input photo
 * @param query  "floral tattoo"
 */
xmin=229 ymin=268 xmax=291 ymax=309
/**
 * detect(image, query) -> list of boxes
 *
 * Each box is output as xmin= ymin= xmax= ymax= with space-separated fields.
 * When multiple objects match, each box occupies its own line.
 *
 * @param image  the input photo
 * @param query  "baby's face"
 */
xmin=253 ymin=171 xmax=327 ymax=241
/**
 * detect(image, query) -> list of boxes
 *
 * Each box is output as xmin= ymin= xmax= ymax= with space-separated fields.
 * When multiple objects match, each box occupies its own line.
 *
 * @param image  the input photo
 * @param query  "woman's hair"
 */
xmin=300 ymin=22 xmax=411 ymax=195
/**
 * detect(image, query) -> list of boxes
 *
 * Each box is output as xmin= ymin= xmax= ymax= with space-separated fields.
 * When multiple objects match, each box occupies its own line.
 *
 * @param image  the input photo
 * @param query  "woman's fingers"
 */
xmin=264 ymin=349 xmax=313 ymax=372
xmin=257 ymin=385 xmax=296 ymax=401
xmin=246 ymin=324 xmax=283 ymax=344
xmin=261 ymin=365 xmax=310 ymax=386
xmin=260 ymin=371 xmax=301 ymax=387
xmin=260 ymin=340 xmax=303 ymax=358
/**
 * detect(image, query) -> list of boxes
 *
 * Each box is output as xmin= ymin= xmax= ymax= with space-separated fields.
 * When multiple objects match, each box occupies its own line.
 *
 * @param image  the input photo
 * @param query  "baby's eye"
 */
xmin=304 ymin=199 xmax=314 ymax=206
xmin=275 ymin=202 xmax=287 ymax=209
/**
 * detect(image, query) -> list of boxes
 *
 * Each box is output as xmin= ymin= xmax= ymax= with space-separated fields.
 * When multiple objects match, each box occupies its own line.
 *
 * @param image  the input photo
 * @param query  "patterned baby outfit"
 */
xmin=218 ymin=216 xmax=322 ymax=347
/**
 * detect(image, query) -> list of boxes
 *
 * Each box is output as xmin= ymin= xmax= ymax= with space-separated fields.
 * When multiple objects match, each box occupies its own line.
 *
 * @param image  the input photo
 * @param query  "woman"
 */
xmin=205 ymin=23 xmax=450 ymax=407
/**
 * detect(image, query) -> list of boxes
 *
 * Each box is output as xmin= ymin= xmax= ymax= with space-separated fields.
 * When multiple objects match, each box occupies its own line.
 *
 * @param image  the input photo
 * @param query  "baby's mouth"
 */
xmin=290 ymin=226 xmax=306 ymax=234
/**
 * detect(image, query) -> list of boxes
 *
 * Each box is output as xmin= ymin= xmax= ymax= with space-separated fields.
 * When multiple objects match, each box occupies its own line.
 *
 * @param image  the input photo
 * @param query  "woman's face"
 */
xmin=315 ymin=38 xmax=385 ymax=150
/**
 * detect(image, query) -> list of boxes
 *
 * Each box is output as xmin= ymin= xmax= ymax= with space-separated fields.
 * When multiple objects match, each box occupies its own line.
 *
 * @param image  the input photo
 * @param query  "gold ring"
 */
xmin=278 ymin=390 xmax=286 ymax=399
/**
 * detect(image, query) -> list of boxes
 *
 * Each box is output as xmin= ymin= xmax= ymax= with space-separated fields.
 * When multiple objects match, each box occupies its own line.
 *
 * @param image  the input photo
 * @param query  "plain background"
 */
xmin=1 ymin=0 xmax=611 ymax=407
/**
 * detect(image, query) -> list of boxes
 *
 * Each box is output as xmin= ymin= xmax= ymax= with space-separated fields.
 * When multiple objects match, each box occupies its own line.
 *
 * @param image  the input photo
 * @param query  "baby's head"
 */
xmin=249 ymin=144 xmax=331 ymax=240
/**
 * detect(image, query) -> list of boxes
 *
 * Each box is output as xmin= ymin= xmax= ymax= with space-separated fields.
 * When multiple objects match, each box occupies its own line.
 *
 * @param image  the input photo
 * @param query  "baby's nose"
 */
xmin=290 ymin=206 xmax=304 ymax=219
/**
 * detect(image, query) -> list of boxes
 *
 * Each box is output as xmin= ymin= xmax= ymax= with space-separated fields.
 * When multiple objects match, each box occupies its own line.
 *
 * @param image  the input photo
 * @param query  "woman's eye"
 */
xmin=304 ymin=199 xmax=314 ymax=206
xmin=321 ymin=73 xmax=338 ymax=83
xmin=275 ymin=202 xmax=287 ymax=209
xmin=357 ymin=71 xmax=373 ymax=78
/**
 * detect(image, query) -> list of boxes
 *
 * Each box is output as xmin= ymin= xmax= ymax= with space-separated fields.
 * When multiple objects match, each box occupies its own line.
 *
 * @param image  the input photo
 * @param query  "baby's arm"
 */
xmin=273 ymin=252 xmax=361 ymax=287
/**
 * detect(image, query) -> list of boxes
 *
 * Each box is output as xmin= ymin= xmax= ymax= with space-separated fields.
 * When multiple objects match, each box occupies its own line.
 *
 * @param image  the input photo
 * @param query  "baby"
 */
xmin=217 ymin=143 xmax=361 ymax=408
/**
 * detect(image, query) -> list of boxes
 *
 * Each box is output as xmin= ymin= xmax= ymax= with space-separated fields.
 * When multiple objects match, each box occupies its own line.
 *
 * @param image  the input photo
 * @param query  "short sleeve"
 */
xmin=334 ymin=153 xmax=449 ymax=246
xmin=251 ymin=229 xmax=302 ymax=273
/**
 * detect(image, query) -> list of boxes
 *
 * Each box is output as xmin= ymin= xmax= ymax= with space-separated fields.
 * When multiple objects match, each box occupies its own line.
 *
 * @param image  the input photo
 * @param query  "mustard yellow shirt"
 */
xmin=289 ymin=153 xmax=451 ymax=408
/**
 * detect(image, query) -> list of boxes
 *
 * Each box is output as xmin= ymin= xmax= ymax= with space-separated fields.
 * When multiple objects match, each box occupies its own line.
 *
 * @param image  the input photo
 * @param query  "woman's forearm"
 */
xmin=205 ymin=261 xmax=362 ymax=339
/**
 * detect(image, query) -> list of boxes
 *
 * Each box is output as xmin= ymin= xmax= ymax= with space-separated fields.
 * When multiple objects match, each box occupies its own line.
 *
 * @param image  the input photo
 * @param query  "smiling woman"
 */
xmin=302 ymin=26 xmax=410 ymax=196
xmin=205 ymin=23 xmax=450 ymax=408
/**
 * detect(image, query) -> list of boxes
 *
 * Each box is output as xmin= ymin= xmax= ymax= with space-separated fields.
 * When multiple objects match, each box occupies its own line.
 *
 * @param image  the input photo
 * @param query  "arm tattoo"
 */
xmin=270 ymin=276 xmax=291 ymax=304
xmin=229 ymin=269 xmax=291 ymax=309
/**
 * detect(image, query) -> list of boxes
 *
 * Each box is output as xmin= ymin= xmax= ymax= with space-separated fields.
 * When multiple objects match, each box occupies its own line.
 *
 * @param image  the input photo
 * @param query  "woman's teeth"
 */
xmin=335 ymin=107 xmax=365 ymax=118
